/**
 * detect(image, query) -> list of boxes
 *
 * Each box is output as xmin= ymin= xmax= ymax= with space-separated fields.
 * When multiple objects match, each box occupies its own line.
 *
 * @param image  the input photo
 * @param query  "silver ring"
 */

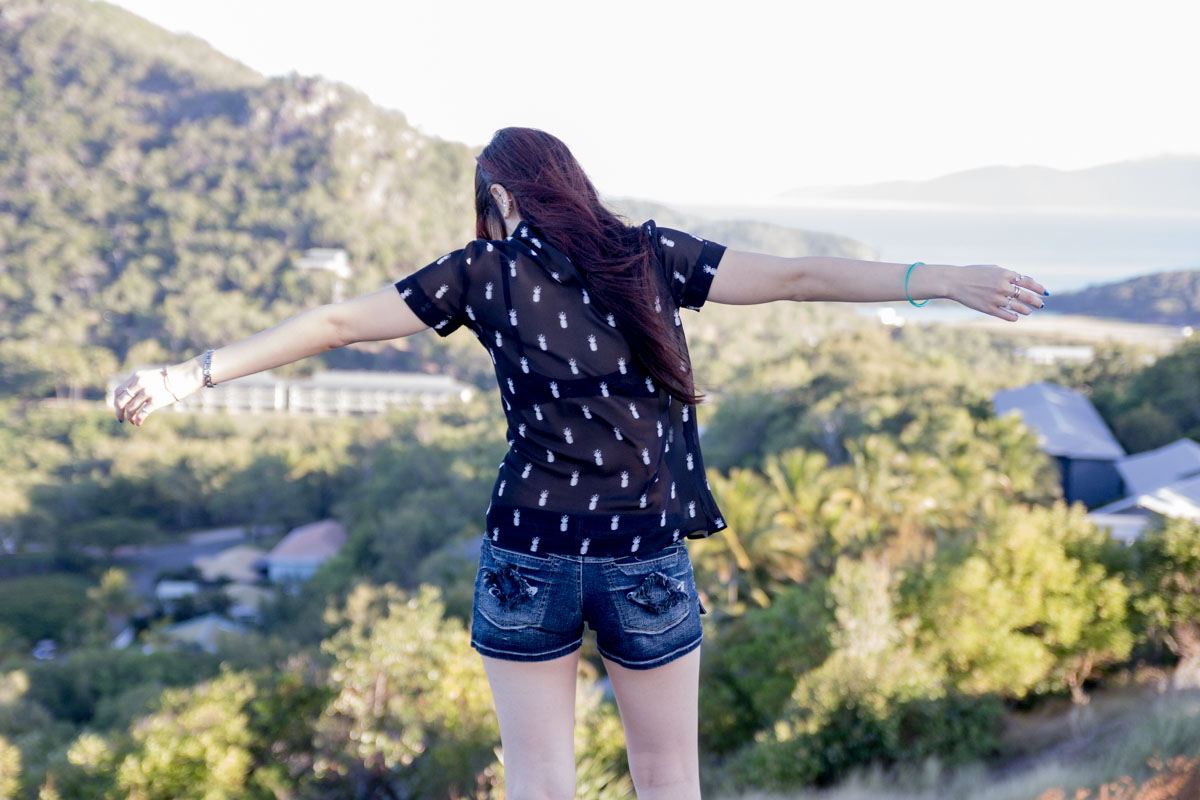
xmin=1003 ymin=297 xmax=1014 ymax=311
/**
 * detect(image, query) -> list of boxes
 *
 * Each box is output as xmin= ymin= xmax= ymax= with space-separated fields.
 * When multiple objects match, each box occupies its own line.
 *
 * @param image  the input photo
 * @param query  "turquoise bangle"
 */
xmin=905 ymin=262 xmax=930 ymax=307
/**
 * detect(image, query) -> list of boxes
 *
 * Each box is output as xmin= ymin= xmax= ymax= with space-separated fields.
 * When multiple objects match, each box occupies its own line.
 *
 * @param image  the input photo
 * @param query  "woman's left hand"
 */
xmin=113 ymin=362 xmax=199 ymax=426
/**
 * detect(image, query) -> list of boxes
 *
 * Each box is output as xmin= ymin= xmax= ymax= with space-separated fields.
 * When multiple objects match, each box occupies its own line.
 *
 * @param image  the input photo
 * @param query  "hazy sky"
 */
xmin=105 ymin=0 xmax=1197 ymax=206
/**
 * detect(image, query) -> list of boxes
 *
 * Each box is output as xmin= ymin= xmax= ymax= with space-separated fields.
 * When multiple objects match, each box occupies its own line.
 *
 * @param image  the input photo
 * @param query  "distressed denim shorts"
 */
xmin=469 ymin=537 xmax=706 ymax=670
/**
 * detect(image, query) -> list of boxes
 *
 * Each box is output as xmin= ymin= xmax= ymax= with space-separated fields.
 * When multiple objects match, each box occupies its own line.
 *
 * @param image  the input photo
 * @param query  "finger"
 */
xmin=117 ymin=387 xmax=146 ymax=422
xmin=131 ymin=397 xmax=156 ymax=426
xmin=1011 ymin=272 xmax=1047 ymax=299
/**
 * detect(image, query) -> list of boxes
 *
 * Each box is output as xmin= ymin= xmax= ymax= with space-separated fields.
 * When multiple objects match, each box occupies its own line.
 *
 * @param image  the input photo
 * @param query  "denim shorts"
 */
xmin=469 ymin=537 xmax=706 ymax=670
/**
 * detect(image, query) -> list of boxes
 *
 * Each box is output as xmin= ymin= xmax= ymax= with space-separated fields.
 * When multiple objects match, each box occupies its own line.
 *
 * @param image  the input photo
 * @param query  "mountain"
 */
xmin=782 ymin=155 xmax=1200 ymax=211
xmin=0 ymin=0 xmax=874 ymax=400
xmin=1047 ymin=270 xmax=1200 ymax=326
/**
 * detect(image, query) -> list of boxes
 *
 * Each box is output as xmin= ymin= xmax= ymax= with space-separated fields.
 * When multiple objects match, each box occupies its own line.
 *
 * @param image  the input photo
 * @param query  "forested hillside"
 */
xmin=0 ymin=0 xmax=872 ymax=403
xmin=1047 ymin=269 xmax=1200 ymax=326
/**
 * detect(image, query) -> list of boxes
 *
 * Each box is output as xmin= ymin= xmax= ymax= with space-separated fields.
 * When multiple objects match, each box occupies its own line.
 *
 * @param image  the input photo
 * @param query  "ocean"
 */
xmin=675 ymin=200 xmax=1200 ymax=299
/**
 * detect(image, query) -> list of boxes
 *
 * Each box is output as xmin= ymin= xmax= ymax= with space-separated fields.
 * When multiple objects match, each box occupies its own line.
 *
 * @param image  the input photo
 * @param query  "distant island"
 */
xmin=782 ymin=154 xmax=1200 ymax=212
xmin=1044 ymin=270 xmax=1200 ymax=325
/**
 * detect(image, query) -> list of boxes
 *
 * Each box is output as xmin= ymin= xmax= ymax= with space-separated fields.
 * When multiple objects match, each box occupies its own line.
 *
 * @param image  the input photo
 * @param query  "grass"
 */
xmin=716 ymin=687 xmax=1200 ymax=800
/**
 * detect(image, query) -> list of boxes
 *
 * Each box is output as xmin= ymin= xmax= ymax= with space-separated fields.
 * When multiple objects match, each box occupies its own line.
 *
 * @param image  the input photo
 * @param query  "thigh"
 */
xmin=602 ymin=646 xmax=701 ymax=799
xmin=482 ymin=649 xmax=580 ymax=796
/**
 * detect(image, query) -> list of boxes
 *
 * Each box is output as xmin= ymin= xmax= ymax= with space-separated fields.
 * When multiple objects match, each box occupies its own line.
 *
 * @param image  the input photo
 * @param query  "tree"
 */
xmin=1132 ymin=517 xmax=1200 ymax=689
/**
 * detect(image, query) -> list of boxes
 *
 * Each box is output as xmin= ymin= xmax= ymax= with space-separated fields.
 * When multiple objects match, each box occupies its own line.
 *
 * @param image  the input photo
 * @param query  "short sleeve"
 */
xmin=647 ymin=221 xmax=728 ymax=311
xmin=394 ymin=241 xmax=489 ymax=337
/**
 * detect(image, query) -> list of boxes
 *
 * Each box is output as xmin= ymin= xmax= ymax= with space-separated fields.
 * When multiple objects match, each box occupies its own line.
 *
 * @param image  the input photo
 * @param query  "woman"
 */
xmin=112 ymin=127 xmax=1047 ymax=798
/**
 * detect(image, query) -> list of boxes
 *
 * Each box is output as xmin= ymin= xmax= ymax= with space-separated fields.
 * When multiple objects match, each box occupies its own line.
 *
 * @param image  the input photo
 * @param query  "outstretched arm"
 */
xmin=113 ymin=287 xmax=427 ymax=425
xmin=707 ymin=250 xmax=1047 ymax=320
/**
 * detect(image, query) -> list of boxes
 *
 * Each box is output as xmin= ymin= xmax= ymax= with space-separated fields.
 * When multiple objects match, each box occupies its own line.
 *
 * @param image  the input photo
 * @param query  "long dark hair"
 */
xmin=474 ymin=127 xmax=703 ymax=405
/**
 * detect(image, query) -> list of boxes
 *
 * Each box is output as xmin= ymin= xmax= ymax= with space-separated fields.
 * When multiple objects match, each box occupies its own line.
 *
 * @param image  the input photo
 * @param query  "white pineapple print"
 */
xmin=435 ymin=284 xmax=449 ymax=299
xmin=629 ymin=402 xmax=640 ymax=419
xmin=672 ymin=529 xmax=681 ymax=543
xmin=715 ymin=516 xmax=724 ymax=527
xmin=645 ymin=377 xmax=654 ymax=393
xmin=660 ymin=510 xmax=667 ymax=526
xmin=620 ymin=470 xmax=629 ymax=487
xmin=558 ymin=311 xmax=568 ymax=328
xmin=580 ymin=537 xmax=591 ymax=555
xmin=673 ymin=308 xmax=682 ymax=327
xmin=682 ymin=405 xmax=690 ymax=422
xmin=486 ymin=242 xmax=494 ymax=252
xmin=563 ymin=427 xmax=573 ymax=443
xmin=670 ymin=481 xmax=676 ymax=499
xmin=532 ymin=285 xmax=542 ymax=302
xmin=639 ymin=494 xmax=648 ymax=508
xmin=582 ymin=405 xmax=592 ymax=419
xmin=631 ymin=535 xmax=641 ymax=552
xmin=520 ymin=357 xmax=530 ymax=373
xmin=657 ymin=420 xmax=663 ymax=438
xmin=641 ymin=448 xmax=651 ymax=465
xmin=688 ymin=501 xmax=696 ymax=518
xmin=539 ymin=489 xmax=548 ymax=507
xmin=550 ymin=381 xmax=560 ymax=398
xmin=399 ymin=287 xmax=412 ymax=299
xmin=673 ymin=270 xmax=686 ymax=283
xmin=517 ymin=423 xmax=526 ymax=437
xmin=600 ymin=382 xmax=609 ymax=397
xmin=521 ymin=226 xmax=529 ymax=237
xmin=618 ymin=357 xmax=627 ymax=374
xmin=530 ymin=536 xmax=539 ymax=552
xmin=570 ymin=470 xmax=580 ymax=486
xmin=434 ymin=318 xmax=449 ymax=330
xmin=485 ymin=282 xmax=493 ymax=299
xmin=611 ymin=515 xmax=620 ymax=531
xmin=534 ymin=404 xmax=543 ymax=420
xmin=521 ymin=463 xmax=532 ymax=479
xmin=582 ymin=288 xmax=590 ymax=304
xmin=660 ymin=234 xmax=675 ymax=247
xmin=703 ymin=263 xmax=717 ymax=275
xmin=506 ymin=377 xmax=515 ymax=394
xmin=613 ymin=427 xmax=623 ymax=441
xmin=495 ymin=331 xmax=503 ymax=347
xmin=546 ymin=449 xmax=555 ymax=463
xmin=654 ymin=295 xmax=661 ymax=312
xmin=588 ymin=334 xmax=597 ymax=351
xmin=706 ymin=477 xmax=711 ymax=489
xmin=687 ymin=452 xmax=694 ymax=471
xmin=492 ymin=527 xmax=500 ymax=540
xmin=513 ymin=509 xmax=521 ymax=526
xmin=465 ymin=257 xmax=471 ymax=265
xmin=498 ymin=479 xmax=506 ymax=496
xmin=465 ymin=304 xmax=476 ymax=320
xmin=569 ymin=358 xmax=579 ymax=375
xmin=538 ymin=334 xmax=547 ymax=351
xmin=560 ymin=515 xmax=569 ymax=532
xmin=606 ymin=313 xmax=616 ymax=327
xmin=593 ymin=449 xmax=603 ymax=466
xmin=509 ymin=308 xmax=518 ymax=326
xmin=509 ymin=260 xmax=517 ymax=277
xmin=589 ymin=493 xmax=599 ymax=510
xmin=532 ymin=237 xmax=542 ymax=248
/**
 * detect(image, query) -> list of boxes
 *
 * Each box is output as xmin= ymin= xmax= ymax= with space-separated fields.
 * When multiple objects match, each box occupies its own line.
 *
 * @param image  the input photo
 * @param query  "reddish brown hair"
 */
xmin=474 ymin=127 xmax=703 ymax=405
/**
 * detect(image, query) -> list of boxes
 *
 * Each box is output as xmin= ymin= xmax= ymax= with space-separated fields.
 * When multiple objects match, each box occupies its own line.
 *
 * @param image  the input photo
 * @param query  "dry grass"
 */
xmin=715 ymin=688 xmax=1200 ymax=800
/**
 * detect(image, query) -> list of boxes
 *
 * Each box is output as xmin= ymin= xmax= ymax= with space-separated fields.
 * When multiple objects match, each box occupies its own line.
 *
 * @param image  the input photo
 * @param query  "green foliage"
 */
xmin=1131 ymin=518 xmax=1200 ymax=685
xmin=905 ymin=502 xmax=1134 ymax=701
xmin=0 ymin=735 xmax=19 ymax=800
xmin=316 ymin=582 xmax=500 ymax=798
xmin=0 ymin=574 xmax=92 ymax=645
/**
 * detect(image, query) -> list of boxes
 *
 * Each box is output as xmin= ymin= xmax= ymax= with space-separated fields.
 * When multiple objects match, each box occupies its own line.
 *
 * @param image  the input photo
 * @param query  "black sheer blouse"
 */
xmin=394 ymin=218 xmax=729 ymax=558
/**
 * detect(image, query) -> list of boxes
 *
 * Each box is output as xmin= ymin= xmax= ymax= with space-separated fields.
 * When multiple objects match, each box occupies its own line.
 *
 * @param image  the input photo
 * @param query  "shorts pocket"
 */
xmin=603 ymin=545 xmax=693 ymax=636
xmin=475 ymin=540 xmax=558 ymax=631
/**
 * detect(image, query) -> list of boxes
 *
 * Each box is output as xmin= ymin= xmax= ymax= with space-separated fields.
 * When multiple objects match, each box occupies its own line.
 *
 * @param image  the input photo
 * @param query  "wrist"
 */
xmin=169 ymin=356 xmax=205 ymax=398
xmin=910 ymin=263 xmax=954 ymax=301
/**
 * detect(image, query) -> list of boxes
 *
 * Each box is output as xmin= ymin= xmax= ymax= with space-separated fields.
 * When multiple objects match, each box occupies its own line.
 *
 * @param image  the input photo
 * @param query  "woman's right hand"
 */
xmin=113 ymin=358 xmax=202 ymax=426
xmin=947 ymin=265 xmax=1048 ymax=322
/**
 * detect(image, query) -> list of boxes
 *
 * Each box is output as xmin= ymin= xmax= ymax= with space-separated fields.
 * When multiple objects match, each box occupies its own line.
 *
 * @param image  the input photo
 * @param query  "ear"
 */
xmin=489 ymin=183 xmax=508 ymax=205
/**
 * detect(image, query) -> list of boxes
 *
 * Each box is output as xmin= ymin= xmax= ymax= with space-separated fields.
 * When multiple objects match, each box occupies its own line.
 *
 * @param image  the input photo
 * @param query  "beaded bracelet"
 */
xmin=202 ymin=348 xmax=219 ymax=388
xmin=905 ymin=262 xmax=930 ymax=307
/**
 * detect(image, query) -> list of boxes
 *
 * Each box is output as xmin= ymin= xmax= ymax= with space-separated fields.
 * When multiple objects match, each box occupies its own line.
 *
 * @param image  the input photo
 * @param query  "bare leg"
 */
xmin=481 ymin=649 xmax=581 ymax=800
xmin=602 ymin=646 xmax=702 ymax=799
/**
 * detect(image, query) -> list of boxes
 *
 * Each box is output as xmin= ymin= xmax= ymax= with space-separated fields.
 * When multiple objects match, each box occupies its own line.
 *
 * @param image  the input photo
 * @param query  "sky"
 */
xmin=104 ymin=0 xmax=1198 ymax=207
